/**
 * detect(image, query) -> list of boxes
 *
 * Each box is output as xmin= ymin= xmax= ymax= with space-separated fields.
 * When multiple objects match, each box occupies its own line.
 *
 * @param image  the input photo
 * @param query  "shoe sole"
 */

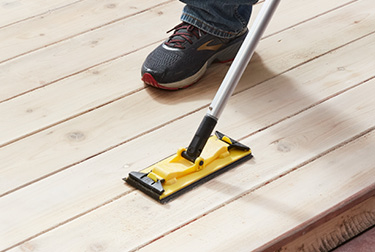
xmin=142 ymin=39 xmax=244 ymax=90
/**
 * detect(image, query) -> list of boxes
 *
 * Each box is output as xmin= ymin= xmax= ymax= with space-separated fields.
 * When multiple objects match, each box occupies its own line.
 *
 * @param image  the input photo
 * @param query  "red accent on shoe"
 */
xmin=142 ymin=73 xmax=179 ymax=90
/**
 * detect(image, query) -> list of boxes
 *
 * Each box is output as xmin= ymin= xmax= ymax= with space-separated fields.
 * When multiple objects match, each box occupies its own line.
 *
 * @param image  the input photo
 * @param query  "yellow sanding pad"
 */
xmin=125 ymin=131 xmax=252 ymax=203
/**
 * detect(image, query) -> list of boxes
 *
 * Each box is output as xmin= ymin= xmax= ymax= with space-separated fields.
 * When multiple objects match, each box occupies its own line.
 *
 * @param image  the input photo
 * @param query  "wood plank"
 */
xmin=137 ymin=132 xmax=375 ymax=252
xmin=0 ymin=0 xmax=184 ymax=102
xmin=0 ymin=1 xmax=374 ymax=195
xmin=0 ymin=0 xmax=350 ymax=65
xmin=0 ymin=0 xmax=370 ymax=148
xmin=2 ymin=41 xmax=375 ymax=251
xmin=5 ymin=70 xmax=375 ymax=251
xmin=0 ymin=0 xmax=171 ymax=64
xmin=1 ymin=0 xmax=374 ymax=250
xmin=0 ymin=0 xmax=360 ymax=101
xmin=0 ymin=0 xmax=81 ymax=28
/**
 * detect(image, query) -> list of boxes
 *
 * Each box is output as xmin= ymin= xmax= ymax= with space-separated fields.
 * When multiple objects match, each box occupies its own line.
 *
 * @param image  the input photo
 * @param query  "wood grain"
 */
xmin=138 ymin=131 xmax=375 ymax=252
xmin=1 ymin=0 xmax=373 ymax=195
xmin=0 ymin=0 xmax=81 ymax=28
xmin=1 ymin=0 xmax=374 ymax=251
xmin=3 ymin=63 xmax=375 ymax=252
xmin=0 ymin=0 xmax=170 ymax=64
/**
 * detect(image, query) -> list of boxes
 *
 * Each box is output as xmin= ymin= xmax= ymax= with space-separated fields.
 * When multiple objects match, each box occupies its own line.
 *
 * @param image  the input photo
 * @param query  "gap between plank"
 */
xmin=238 ymin=75 xmax=375 ymax=141
xmin=0 ymin=0 xmax=174 ymax=65
xmin=0 ymin=38 xmax=162 ymax=105
xmin=262 ymin=0 xmax=358 ymax=40
xmin=0 ymin=0 xmax=85 ymax=30
xmin=0 ymin=86 xmax=145 ymax=149
xmin=0 ymin=102 xmax=208 ymax=198
xmin=1 ymin=191 xmax=133 ymax=252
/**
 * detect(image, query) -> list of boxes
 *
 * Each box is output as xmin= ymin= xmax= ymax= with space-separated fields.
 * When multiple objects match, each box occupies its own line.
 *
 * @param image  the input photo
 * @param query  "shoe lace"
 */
xmin=164 ymin=23 xmax=205 ymax=49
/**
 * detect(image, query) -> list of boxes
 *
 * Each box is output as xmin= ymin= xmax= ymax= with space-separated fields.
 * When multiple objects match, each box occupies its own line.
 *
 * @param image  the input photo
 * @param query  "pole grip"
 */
xmin=182 ymin=114 xmax=217 ymax=162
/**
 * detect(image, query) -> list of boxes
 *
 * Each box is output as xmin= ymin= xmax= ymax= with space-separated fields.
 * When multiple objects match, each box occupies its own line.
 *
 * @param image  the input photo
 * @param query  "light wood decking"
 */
xmin=1 ymin=0 xmax=374 ymax=251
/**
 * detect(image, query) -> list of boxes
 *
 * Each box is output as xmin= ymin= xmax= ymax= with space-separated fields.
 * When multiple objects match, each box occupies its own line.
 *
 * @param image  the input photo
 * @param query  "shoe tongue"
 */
xmin=165 ymin=23 xmax=201 ymax=49
xmin=168 ymin=28 xmax=188 ymax=44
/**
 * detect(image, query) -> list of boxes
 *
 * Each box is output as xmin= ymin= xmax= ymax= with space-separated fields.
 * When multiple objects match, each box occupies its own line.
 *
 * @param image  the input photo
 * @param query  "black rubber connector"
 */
xmin=182 ymin=114 xmax=217 ymax=163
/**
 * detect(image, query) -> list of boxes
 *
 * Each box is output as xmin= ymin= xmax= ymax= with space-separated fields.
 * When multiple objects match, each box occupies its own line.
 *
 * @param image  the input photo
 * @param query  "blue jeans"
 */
xmin=180 ymin=0 xmax=259 ymax=38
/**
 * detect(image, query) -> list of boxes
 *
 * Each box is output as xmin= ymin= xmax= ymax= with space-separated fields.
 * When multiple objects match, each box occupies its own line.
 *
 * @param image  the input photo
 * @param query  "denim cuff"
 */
xmin=181 ymin=12 xmax=244 ymax=39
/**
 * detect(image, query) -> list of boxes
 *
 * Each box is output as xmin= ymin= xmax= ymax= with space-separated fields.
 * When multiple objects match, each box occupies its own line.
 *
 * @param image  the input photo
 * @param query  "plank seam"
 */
xmin=238 ymin=74 xmax=375 ymax=141
xmin=1 ymin=191 xmax=133 ymax=252
xmin=0 ymin=104 xmax=210 ymax=248
xmin=0 ymin=38 xmax=163 ymax=105
xmin=0 ymin=102 xmax=208 ymax=197
xmin=0 ymin=0 xmax=174 ymax=65
xmin=0 ymin=0 xmax=85 ymax=30
xmin=262 ymin=0 xmax=359 ymax=40
xmin=0 ymin=86 xmax=144 ymax=149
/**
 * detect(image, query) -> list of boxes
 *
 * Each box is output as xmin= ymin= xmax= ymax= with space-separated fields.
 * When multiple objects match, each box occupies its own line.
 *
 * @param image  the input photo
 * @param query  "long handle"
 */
xmin=208 ymin=0 xmax=280 ymax=119
xmin=182 ymin=0 xmax=280 ymax=162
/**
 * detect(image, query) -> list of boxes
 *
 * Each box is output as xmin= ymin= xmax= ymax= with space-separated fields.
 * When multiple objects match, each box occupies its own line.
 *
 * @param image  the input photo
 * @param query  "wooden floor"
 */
xmin=1 ymin=0 xmax=374 ymax=251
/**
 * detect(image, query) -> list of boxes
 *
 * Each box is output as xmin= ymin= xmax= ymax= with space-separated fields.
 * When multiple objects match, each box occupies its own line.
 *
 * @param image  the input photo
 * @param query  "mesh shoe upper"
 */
xmin=141 ymin=22 xmax=248 ymax=89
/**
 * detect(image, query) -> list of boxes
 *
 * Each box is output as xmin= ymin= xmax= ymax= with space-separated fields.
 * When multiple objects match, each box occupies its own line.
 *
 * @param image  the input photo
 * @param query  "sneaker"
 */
xmin=141 ymin=22 xmax=248 ymax=90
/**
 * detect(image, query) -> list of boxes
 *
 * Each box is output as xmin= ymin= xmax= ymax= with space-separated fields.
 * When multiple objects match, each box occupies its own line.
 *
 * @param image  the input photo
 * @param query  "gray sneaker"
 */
xmin=141 ymin=22 xmax=248 ymax=90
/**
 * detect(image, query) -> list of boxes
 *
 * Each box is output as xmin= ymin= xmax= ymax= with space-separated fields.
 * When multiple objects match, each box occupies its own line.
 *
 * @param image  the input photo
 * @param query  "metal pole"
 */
xmin=207 ymin=0 xmax=280 ymax=120
xmin=182 ymin=0 xmax=280 ymax=162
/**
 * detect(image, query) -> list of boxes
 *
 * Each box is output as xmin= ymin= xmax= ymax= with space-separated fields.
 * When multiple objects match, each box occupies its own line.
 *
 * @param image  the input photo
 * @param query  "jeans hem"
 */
xmin=181 ymin=13 xmax=245 ymax=39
